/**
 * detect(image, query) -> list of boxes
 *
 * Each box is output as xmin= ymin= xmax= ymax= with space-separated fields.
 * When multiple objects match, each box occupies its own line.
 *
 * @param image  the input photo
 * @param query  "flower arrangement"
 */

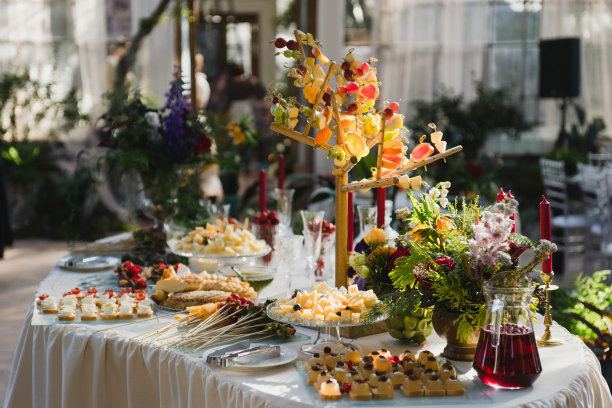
xmin=389 ymin=182 xmax=557 ymax=341
xmin=208 ymin=115 xmax=260 ymax=177
xmin=100 ymin=71 xmax=212 ymax=178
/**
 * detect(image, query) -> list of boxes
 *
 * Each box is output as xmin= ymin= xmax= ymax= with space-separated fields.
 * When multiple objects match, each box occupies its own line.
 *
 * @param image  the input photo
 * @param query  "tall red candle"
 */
xmin=497 ymin=187 xmax=506 ymax=203
xmin=259 ymin=168 xmax=266 ymax=213
xmin=376 ymin=188 xmax=385 ymax=228
xmin=278 ymin=154 xmax=285 ymax=190
xmin=347 ymin=191 xmax=354 ymax=251
xmin=507 ymin=190 xmax=516 ymax=233
xmin=540 ymin=195 xmax=552 ymax=273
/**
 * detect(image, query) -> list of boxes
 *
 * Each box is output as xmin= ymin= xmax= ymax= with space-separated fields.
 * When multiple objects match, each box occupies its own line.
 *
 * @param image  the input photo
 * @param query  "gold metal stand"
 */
xmin=537 ymin=271 xmax=564 ymax=347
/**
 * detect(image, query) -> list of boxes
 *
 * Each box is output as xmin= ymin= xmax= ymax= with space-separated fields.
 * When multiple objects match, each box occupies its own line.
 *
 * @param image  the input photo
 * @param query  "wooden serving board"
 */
xmin=339 ymin=321 xmax=388 ymax=339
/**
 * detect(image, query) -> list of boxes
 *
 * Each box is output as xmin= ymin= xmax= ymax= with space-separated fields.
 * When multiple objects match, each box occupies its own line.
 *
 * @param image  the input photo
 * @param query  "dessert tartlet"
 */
xmin=333 ymin=361 xmax=347 ymax=383
xmin=400 ymin=375 xmax=424 ymax=397
xmin=307 ymin=353 xmax=323 ymax=369
xmin=41 ymin=296 xmax=58 ymax=313
xmin=80 ymin=304 xmax=98 ymax=320
xmin=58 ymin=305 xmax=76 ymax=321
xmin=136 ymin=302 xmax=153 ymax=318
xmin=400 ymin=350 xmax=416 ymax=362
xmin=368 ymin=370 xmax=386 ymax=387
xmin=389 ymin=369 xmax=406 ymax=388
xmin=424 ymin=355 xmax=439 ymax=371
xmin=307 ymin=365 xmax=323 ymax=385
xmin=372 ymin=375 xmax=394 ymax=399
xmin=100 ymin=302 xmax=118 ymax=320
xmin=344 ymin=369 xmax=361 ymax=385
xmin=314 ymin=370 xmax=332 ymax=390
xmin=348 ymin=379 xmax=372 ymax=400
xmin=417 ymin=350 xmax=434 ymax=365
xmin=424 ymin=375 xmax=445 ymax=396
xmin=444 ymin=376 xmax=466 ymax=395
xmin=318 ymin=379 xmax=341 ymax=400
xmin=345 ymin=346 xmax=361 ymax=364
xmin=360 ymin=362 xmax=374 ymax=380
xmin=374 ymin=355 xmax=390 ymax=372
xmin=118 ymin=302 xmax=134 ymax=319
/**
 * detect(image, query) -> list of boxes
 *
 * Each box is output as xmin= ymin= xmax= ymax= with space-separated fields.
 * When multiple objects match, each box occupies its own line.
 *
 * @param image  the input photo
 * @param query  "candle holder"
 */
xmin=537 ymin=271 xmax=564 ymax=347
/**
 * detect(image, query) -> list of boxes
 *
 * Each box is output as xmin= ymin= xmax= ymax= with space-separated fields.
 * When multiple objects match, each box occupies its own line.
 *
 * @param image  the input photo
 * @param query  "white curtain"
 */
xmin=541 ymin=0 xmax=612 ymax=134
xmin=131 ymin=0 xmax=176 ymax=105
xmin=73 ymin=0 xmax=108 ymax=120
xmin=374 ymin=0 xmax=489 ymax=116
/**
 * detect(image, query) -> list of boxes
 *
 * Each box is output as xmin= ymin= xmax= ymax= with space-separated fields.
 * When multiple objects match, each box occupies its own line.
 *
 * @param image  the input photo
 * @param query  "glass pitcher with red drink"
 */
xmin=473 ymin=275 xmax=542 ymax=389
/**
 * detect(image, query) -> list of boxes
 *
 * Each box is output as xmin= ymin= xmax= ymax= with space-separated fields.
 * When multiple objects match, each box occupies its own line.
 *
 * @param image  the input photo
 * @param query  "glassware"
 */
xmin=253 ymin=223 xmax=278 ymax=265
xmin=275 ymin=234 xmax=304 ymax=297
xmin=300 ymin=210 xmax=325 ymax=288
xmin=314 ymin=231 xmax=335 ymax=283
xmin=473 ymin=275 xmax=542 ymax=389
xmin=356 ymin=200 xmax=397 ymax=245
xmin=274 ymin=188 xmax=295 ymax=233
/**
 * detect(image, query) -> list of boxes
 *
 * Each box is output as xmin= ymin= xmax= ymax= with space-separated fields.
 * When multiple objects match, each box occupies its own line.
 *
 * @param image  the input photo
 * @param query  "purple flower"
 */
xmin=353 ymin=275 xmax=367 ymax=291
xmin=354 ymin=239 xmax=371 ymax=255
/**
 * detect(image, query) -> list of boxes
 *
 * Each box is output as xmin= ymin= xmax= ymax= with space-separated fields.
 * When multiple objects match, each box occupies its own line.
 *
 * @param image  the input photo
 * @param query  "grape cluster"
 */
xmin=274 ymin=37 xmax=301 ymax=59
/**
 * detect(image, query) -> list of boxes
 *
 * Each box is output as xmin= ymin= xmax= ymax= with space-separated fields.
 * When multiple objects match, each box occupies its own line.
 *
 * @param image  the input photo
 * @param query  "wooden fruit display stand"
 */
xmin=270 ymin=30 xmax=462 ymax=289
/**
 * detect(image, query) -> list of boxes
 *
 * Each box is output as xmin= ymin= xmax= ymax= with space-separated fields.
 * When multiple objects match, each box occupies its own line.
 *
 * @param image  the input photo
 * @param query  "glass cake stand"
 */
xmin=167 ymin=239 xmax=271 ymax=274
xmin=266 ymin=301 xmax=388 ymax=355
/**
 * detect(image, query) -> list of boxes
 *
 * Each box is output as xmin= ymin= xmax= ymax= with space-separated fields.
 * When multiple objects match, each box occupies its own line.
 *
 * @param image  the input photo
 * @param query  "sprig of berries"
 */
xmin=115 ymin=261 xmax=147 ymax=289
xmin=253 ymin=210 xmax=280 ymax=226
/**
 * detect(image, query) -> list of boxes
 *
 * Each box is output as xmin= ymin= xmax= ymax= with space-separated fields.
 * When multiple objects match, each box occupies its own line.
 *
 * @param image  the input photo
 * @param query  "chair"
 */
xmin=587 ymin=152 xmax=612 ymax=168
xmin=576 ymin=163 xmax=611 ymax=272
xmin=539 ymin=158 xmax=588 ymax=276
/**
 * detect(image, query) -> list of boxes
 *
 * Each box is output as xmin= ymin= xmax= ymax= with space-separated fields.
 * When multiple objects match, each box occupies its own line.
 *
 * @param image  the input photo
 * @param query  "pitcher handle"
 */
xmin=491 ymin=298 xmax=505 ymax=348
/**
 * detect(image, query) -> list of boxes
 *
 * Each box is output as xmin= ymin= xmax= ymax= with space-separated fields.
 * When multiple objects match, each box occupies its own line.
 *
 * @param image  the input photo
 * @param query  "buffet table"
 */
xmin=4 ymin=267 xmax=612 ymax=408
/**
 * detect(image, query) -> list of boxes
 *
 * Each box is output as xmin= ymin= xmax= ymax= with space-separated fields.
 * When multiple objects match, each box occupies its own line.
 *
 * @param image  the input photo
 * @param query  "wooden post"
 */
xmin=335 ymin=171 xmax=348 ymax=287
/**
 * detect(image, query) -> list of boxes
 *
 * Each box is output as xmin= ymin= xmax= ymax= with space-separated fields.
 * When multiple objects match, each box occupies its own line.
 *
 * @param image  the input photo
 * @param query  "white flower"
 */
xmin=428 ymin=187 xmax=440 ymax=199
xmin=145 ymin=112 xmax=161 ymax=128
xmin=439 ymin=197 xmax=448 ymax=208
xmin=358 ymin=265 xmax=370 ymax=278
xmin=440 ymin=188 xmax=449 ymax=198
xmin=440 ymin=181 xmax=451 ymax=189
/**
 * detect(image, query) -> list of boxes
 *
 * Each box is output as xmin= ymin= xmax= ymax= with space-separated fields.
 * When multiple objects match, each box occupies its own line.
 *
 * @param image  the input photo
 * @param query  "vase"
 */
xmin=140 ymin=169 xmax=185 ymax=231
xmin=432 ymin=310 xmax=480 ymax=361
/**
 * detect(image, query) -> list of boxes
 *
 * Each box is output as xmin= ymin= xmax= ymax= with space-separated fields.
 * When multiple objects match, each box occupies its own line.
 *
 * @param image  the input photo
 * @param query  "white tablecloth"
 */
xmin=4 ymin=269 xmax=612 ymax=408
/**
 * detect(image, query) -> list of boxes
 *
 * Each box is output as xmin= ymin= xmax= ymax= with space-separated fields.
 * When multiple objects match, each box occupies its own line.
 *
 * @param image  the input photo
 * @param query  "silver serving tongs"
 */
xmin=206 ymin=341 xmax=281 ymax=367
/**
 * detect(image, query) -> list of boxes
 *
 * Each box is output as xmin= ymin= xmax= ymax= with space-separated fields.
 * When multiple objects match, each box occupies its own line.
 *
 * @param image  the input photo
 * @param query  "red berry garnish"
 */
xmin=354 ymin=67 xmax=363 ymax=77
xmin=389 ymin=102 xmax=399 ymax=112
xmin=286 ymin=40 xmax=299 ymax=51
xmin=384 ymin=107 xmax=393 ymax=120
xmin=343 ymin=70 xmax=354 ymax=81
xmin=345 ymin=82 xmax=359 ymax=93
xmin=359 ymin=62 xmax=370 ymax=74
xmin=274 ymin=38 xmax=287 ymax=48
xmin=341 ymin=61 xmax=351 ymax=71
xmin=322 ymin=92 xmax=331 ymax=106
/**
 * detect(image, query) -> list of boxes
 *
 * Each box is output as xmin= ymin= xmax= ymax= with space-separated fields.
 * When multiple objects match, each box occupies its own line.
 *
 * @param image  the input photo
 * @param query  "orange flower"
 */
xmin=364 ymin=228 xmax=386 ymax=246
xmin=408 ymin=223 xmax=429 ymax=243
xmin=436 ymin=216 xmax=454 ymax=231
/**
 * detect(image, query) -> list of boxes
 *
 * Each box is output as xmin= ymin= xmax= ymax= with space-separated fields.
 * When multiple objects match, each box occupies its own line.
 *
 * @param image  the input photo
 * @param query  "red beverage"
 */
xmin=473 ymin=323 xmax=542 ymax=389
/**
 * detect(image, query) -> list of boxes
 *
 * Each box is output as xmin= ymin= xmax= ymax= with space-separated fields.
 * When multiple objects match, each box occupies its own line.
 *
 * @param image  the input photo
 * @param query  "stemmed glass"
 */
xmin=274 ymin=234 xmax=304 ymax=298
xmin=300 ymin=210 xmax=325 ymax=288
xmin=274 ymin=188 xmax=295 ymax=234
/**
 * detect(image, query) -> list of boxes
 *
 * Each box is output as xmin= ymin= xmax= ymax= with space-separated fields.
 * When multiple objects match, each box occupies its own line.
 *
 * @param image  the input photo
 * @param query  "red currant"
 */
xmin=274 ymin=38 xmax=286 ymax=48
xmin=384 ymin=107 xmax=393 ymax=120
